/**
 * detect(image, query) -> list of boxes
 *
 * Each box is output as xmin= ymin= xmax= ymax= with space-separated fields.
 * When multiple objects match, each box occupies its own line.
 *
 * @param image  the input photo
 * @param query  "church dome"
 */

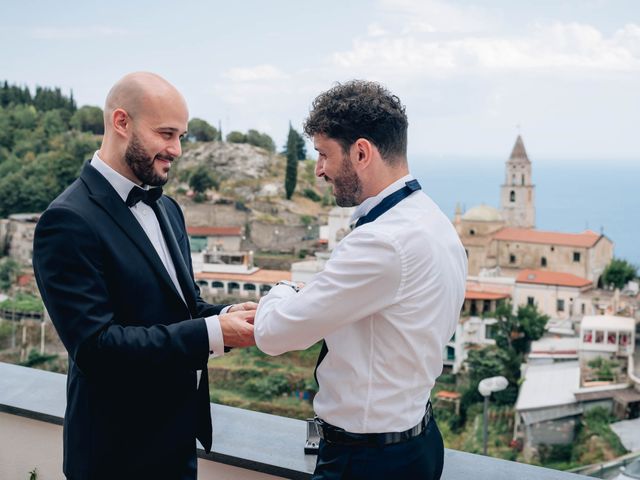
xmin=462 ymin=204 xmax=504 ymax=222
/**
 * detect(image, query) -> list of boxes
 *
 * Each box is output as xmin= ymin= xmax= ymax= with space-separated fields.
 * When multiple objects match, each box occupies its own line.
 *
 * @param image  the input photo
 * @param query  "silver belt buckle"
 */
xmin=305 ymin=418 xmax=321 ymax=454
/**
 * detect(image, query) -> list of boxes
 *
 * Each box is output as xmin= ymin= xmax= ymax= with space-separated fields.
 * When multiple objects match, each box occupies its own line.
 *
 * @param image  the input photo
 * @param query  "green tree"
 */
xmin=602 ymin=258 xmax=637 ymax=289
xmin=246 ymin=129 xmax=276 ymax=152
xmin=492 ymin=302 xmax=548 ymax=356
xmin=189 ymin=166 xmax=218 ymax=196
xmin=284 ymin=124 xmax=302 ymax=199
xmin=0 ymin=257 xmax=21 ymax=291
xmin=226 ymin=131 xmax=247 ymax=143
xmin=188 ymin=118 xmax=218 ymax=142
xmin=70 ymin=105 xmax=104 ymax=134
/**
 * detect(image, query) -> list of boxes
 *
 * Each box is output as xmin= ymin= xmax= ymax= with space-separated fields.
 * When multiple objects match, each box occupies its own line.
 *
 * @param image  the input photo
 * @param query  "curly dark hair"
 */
xmin=303 ymin=80 xmax=408 ymax=164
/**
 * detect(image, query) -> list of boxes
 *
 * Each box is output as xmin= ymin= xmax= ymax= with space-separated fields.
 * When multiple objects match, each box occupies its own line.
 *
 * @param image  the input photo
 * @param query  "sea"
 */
xmin=409 ymin=157 xmax=640 ymax=266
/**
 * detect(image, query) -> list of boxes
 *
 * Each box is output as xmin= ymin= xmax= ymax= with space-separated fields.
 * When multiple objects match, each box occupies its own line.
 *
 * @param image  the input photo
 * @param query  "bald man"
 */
xmin=33 ymin=72 xmax=256 ymax=480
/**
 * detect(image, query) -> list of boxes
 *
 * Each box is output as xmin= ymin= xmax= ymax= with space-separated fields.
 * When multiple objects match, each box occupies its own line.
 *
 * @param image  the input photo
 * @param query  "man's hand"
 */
xmin=219 ymin=310 xmax=256 ymax=348
xmin=228 ymin=301 xmax=258 ymax=313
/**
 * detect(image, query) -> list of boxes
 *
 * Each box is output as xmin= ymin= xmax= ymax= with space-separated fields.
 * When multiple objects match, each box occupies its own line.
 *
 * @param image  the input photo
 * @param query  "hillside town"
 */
xmin=1 ymin=135 xmax=638 ymax=473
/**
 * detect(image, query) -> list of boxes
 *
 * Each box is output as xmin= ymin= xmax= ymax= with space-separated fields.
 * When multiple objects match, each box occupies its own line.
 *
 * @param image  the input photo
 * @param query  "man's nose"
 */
xmin=315 ymin=158 xmax=324 ymax=178
xmin=167 ymin=137 xmax=182 ymax=158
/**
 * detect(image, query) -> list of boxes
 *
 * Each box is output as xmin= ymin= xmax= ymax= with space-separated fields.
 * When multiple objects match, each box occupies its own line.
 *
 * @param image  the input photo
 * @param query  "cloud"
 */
xmin=379 ymin=0 xmax=500 ymax=34
xmin=29 ymin=26 xmax=129 ymax=40
xmin=223 ymin=65 xmax=289 ymax=82
xmin=330 ymin=21 xmax=640 ymax=78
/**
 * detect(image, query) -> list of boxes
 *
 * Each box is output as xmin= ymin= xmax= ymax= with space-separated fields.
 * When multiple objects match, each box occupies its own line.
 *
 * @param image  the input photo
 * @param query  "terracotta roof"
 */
xmin=492 ymin=227 xmax=601 ymax=248
xmin=516 ymin=269 xmax=592 ymax=288
xmin=187 ymin=226 xmax=242 ymax=237
xmin=465 ymin=290 xmax=510 ymax=300
xmin=436 ymin=390 xmax=461 ymax=400
xmin=195 ymin=269 xmax=290 ymax=284
xmin=508 ymin=135 xmax=530 ymax=163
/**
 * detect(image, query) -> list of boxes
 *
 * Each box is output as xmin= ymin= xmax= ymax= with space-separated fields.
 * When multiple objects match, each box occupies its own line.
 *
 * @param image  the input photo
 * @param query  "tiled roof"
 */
xmin=465 ymin=290 xmax=510 ymax=300
xmin=516 ymin=269 xmax=592 ymax=288
xmin=508 ymin=135 xmax=530 ymax=163
xmin=493 ymin=227 xmax=601 ymax=248
xmin=195 ymin=269 xmax=290 ymax=284
xmin=187 ymin=226 xmax=242 ymax=237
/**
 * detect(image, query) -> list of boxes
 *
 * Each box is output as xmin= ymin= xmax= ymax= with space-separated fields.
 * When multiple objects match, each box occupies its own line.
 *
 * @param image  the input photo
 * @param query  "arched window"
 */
xmin=243 ymin=283 xmax=257 ymax=291
xmin=196 ymin=280 xmax=209 ymax=287
xmin=510 ymin=190 xmax=515 ymax=202
xmin=228 ymin=282 xmax=240 ymax=292
xmin=211 ymin=281 xmax=224 ymax=289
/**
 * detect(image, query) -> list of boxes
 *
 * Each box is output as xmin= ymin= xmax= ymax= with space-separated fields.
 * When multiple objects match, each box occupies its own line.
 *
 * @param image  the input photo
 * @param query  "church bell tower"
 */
xmin=500 ymin=135 xmax=535 ymax=228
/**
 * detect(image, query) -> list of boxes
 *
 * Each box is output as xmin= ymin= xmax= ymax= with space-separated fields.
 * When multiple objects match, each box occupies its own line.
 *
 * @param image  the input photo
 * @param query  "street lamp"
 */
xmin=478 ymin=375 xmax=508 ymax=456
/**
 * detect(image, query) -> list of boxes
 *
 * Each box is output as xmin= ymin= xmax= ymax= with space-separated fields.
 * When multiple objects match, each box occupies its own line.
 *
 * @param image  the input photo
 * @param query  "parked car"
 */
xmin=614 ymin=458 xmax=640 ymax=480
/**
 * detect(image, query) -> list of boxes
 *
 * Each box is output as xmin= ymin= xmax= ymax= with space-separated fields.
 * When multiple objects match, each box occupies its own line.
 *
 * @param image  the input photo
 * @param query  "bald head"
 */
xmin=98 ymin=72 xmax=189 ymax=186
xmin=104 ymin=72 xmax=187 ymax=128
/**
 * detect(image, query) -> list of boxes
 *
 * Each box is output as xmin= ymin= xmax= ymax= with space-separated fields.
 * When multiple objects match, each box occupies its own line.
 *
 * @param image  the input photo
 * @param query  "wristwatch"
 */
xmin=275 ymin=280 xmax=300 ymax=292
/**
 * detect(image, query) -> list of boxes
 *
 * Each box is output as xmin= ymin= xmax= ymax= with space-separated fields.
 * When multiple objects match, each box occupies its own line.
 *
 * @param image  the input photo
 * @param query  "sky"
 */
xmin=2 ymin=0 xmax=639 ymax=164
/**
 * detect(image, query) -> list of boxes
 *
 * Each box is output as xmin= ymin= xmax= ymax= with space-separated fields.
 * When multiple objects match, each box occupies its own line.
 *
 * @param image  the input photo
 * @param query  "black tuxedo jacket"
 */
xmin=33 ymin=162 xmax=223 ymax=479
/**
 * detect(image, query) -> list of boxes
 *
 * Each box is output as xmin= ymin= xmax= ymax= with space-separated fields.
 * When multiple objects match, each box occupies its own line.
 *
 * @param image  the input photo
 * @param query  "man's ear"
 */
xmin=112 ymin=108 xmax=130 ymax=139
xmin=353 ymin=138 xmax=373 ymax=170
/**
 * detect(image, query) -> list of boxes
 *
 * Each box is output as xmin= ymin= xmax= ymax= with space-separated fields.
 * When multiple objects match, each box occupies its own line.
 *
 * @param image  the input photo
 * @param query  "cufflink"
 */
xmin=275 ymin=280 xmax=300 ymax=292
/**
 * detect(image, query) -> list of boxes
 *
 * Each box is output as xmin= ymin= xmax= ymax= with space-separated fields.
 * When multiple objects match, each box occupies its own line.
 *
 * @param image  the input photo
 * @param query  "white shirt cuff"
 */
xmin=205 ymin=309 xmax=228 ymax=358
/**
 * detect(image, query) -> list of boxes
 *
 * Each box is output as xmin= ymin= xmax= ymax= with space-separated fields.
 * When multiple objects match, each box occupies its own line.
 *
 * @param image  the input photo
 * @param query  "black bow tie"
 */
xmin=126 ymin=186 xmax=163 ymax=208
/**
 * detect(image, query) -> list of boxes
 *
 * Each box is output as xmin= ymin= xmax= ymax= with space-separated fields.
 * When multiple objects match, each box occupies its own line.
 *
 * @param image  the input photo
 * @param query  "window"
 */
xmin=573 ymin=252 xmax=581 ymax=262
xmin=521 ymin=174 xmax=525 ymax=185
xmin=607 ymin=332 xmax=617 ymax=344
xmin=541 ymin=257 xmax=547 ymax=267
xmin=557 ymin=299 xmax=565 ymax=312
xmin=509 ymin=254 xmax=516 ymax=264
xmin=446 ymin=346 xmax=455 ymax=361
xmin=189 ymin=236 xmax=207 ymax=252
xmin=527 ymin=297 xmax=535 ymax=306
xmin=510 ymin=190 xmax=516 ymax=202
xmin=211 ymin=281 xmax=224 ymax=289
xmin=620 ymin=333 xmax=629 ymax=347
xmin=581 ymin=303 xmax=586 ymax=314
xmin=483 ymin=300 xmax=491 ymax=313
xmin=469 ymin=229 xmax=476 ymax=236
xmin=485 ymin=324 xmax=497 ymax=340
xmin=582 ymin=330 xmax=593 ymax=343
xmin=595 ymin=330 xmax=604 ymax=343
xmin=550 ymin=246 xmax=555 ymax=252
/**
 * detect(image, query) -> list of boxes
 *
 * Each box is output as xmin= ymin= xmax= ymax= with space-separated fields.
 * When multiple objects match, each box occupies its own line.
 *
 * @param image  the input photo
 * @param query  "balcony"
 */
xmin=0 ymin=362 xmax=591 ymax=479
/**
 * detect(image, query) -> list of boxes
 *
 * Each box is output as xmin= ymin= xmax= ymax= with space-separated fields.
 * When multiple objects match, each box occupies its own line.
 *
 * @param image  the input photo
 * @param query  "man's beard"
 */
xmin=330 ymin=152 xmax=362 ymax=207
xmin=124 ymin=134 xmax=172 ymax=186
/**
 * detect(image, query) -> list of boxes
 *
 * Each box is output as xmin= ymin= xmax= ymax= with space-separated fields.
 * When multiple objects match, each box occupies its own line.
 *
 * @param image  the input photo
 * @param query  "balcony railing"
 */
xmin=0 ymin=362 xmax=592 ymax=479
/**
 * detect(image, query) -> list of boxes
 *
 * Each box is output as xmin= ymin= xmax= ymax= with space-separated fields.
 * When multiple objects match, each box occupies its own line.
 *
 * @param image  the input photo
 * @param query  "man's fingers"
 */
xmin=228 ymin=301 xmax=259 ymax=313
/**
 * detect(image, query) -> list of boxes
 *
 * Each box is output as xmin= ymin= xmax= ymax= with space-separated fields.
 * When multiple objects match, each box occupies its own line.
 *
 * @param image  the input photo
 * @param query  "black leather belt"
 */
xmin=315 ymin=402 xmax=432 ymax=447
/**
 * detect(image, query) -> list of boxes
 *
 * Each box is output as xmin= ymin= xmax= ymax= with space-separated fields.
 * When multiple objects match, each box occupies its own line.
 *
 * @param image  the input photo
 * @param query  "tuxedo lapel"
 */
xmin=153 ymin=199 xmax=198 ymax=312
xmin=79 ymin=162 xmax=188 ymax=306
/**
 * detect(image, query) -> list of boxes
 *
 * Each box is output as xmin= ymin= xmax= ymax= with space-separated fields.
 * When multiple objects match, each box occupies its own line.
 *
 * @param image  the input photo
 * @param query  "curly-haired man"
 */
xmin=255 ymin=80 xmax=467 ymax=480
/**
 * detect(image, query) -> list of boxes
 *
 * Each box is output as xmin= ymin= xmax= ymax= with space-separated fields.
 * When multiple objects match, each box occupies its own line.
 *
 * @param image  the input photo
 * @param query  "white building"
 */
xmin=514 ymin=269 xmax=594 ymax=320
xmin=579 ymin=315 xmax=635 ymax=361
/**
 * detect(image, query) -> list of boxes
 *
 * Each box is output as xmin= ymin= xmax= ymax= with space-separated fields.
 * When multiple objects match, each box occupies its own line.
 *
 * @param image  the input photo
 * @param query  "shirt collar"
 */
xmin=351 ymin=174 xmax=414 ymax=225
xmin=90 ymin=151 xmax=146 ymax=204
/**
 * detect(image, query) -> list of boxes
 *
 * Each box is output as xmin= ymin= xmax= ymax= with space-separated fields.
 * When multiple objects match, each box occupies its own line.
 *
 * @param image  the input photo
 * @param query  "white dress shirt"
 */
xmin=255 ymin=174 xmax=468 ymax=433
xmin=90 ymin=152 xmax=226 ymax=359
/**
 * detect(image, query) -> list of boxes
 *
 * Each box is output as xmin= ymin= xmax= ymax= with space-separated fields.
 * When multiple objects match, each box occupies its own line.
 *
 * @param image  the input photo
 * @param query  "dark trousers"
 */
xmin=312 ymin=418 xmax=444 ymax=480
xmin=67 ymin=449 xmax=197 ymax=480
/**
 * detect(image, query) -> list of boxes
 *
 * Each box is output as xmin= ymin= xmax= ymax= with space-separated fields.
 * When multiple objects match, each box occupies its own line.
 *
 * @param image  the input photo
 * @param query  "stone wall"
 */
xmin=182 ymin=202 xmax=249 ymax=227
